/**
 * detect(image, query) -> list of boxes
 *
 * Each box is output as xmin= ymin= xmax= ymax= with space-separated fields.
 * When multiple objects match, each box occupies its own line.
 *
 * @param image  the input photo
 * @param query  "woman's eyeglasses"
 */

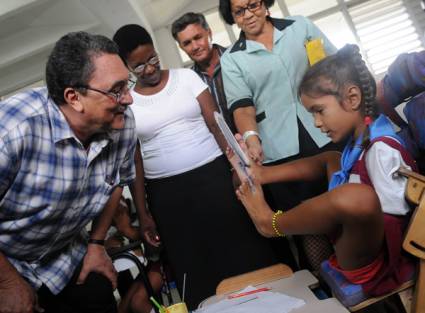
xmin=131 ymin=55 xmax=160 ymax=74
xmin=232 ymin=0 xmax=263 ymax=18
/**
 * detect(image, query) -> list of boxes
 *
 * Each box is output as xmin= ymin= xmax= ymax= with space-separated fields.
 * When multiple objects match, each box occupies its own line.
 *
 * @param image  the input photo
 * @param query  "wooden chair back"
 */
xmin=215 ymin=263 xmax=293 ymax=295
xmin=398 ymin=167 xmax=425 ymax=313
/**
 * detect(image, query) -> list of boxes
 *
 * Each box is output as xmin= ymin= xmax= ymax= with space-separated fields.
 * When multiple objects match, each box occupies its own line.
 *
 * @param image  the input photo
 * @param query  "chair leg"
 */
xmin=160 ymin=263 xmax=173 ymax=305
xmin=111 ymin=252 xmax=159 ymax=313
xmin=398 ymin=288 xmax=413 ymax=313
xmin=412 ymin=260 xmax=425 ymax=313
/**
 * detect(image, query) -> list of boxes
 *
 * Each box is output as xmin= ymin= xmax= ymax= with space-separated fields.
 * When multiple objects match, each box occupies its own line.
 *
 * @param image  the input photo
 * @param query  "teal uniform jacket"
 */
xmin=221 ymin=16 xmax=336 ymax=163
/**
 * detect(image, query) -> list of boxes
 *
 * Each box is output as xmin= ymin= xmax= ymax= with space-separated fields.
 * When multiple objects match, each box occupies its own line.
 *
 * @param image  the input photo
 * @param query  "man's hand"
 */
xmin=140 ymin=215 xmax=161 ymax=248
xmin=77 ymin=244 xmax=117 ymax=289
xmin=0 ymin=273 xmax=42 ymax=313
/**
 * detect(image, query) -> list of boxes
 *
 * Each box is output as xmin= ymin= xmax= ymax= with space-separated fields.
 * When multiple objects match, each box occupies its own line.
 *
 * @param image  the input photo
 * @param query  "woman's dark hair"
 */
xmin=219 ymin=0 xmax=275 ymax=25
xmin=112 ymin=24 xmax=153 ymax=64
xmin=299 ymin=44 xmax=377 ymax=147
xmin=171 ymin=12 xmax=210 ymax=40
xmin=45 ymin=31 xmax=119 ymax=105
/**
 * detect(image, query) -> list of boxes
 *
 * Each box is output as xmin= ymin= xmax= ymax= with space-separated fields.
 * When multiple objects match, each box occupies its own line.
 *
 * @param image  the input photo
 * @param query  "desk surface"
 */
xmin=199 ymin=270 xmax=349 ymax=313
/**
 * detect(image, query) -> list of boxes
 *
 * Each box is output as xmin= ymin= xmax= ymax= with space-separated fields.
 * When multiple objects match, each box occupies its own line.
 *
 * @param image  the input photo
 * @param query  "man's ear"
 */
xmin=344 ymin=85 xmax=362 ymax=111
xmin=208 ymin=28 xmax=213 ymax=42
xmin=64 ymin=88 xmax=84 ymax=112
xmin=177 ymin=37 xmax=183 ymax=49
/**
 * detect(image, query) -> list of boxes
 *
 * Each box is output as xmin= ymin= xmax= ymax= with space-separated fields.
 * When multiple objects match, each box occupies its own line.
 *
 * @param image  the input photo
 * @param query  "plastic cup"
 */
xmin=166 ymin=302 xmax=188 ymax=313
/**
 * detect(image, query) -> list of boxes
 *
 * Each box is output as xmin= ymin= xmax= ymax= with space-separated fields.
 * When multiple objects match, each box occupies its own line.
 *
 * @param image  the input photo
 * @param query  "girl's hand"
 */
xmin=236 ymin=178 xmax=274 ymax=237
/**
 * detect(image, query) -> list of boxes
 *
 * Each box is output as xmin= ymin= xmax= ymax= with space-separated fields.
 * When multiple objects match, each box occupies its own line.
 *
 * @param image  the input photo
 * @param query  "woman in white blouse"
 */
xmin=113 ymin=24 xmax=276 ymax=310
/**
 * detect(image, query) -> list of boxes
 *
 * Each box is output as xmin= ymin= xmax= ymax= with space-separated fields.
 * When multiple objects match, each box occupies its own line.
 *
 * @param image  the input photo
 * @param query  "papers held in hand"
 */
xmin=214 ymin=112 xmax=254 ymax=189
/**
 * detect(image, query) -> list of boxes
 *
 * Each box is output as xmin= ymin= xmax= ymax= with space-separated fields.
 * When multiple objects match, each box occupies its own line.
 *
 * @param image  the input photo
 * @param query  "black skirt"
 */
xmin=145 ymin=155 xmax=277 ymax=310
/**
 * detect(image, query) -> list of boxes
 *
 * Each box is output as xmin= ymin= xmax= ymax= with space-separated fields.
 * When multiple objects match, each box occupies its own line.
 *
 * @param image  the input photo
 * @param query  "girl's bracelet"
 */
xmin=272 ymin=210 xmax=284 ymax=237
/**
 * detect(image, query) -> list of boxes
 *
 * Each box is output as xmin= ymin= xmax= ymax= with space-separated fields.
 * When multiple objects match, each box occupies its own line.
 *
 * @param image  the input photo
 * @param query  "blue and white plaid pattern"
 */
xmin=0 ymin=87 xmax=137 ymax=294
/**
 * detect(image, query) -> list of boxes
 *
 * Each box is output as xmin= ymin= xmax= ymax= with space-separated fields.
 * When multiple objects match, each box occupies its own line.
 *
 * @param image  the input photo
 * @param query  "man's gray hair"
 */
xmin=171 ymin=12 xmax=210 ymax=40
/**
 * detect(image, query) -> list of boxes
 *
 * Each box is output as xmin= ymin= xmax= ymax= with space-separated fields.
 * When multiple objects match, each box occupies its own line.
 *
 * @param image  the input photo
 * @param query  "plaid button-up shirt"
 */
xmin=191 ymin=44 xmax=236 ymax=133
xmin=0 ymin=87 xmax=137 ymax=294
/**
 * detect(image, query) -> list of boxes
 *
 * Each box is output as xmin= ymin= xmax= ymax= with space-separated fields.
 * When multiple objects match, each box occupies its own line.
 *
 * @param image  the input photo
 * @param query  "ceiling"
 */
xmin=0 ymin=0 xmax=202 ymax=96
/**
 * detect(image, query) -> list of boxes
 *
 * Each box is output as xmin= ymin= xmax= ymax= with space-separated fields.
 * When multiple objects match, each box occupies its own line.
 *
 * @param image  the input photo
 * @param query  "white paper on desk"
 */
xmin=195 ymin=286 xmax=305 ymax=313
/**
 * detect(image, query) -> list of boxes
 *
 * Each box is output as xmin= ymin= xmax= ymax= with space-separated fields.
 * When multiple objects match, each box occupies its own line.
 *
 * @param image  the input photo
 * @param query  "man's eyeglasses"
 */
xmin=131 ymin=55 xmax=160 ymax=74
xmin=232 ymin=0 xmax=263 ymax=18
xmin=74 ymin=79 xmax=135 ymax=103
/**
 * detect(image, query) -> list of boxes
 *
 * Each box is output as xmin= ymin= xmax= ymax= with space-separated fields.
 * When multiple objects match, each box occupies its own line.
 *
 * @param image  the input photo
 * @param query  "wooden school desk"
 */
xmin=198 ymin=269 xmax=349 ymax=313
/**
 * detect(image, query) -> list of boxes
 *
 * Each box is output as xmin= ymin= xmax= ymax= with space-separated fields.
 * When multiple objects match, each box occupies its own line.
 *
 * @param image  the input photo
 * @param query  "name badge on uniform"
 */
xmin=305 ymin=38 xmax=326 ymax=66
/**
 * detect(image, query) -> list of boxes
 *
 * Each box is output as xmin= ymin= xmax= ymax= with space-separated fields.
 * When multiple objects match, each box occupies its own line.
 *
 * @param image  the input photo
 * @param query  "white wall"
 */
xmin=154 ymin=26 xmax=184 ymax=69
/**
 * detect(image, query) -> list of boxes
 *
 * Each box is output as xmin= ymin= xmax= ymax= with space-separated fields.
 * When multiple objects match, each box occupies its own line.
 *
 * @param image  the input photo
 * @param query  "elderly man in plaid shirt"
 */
xmin=0 ymin=32 xmax=137 ymax=313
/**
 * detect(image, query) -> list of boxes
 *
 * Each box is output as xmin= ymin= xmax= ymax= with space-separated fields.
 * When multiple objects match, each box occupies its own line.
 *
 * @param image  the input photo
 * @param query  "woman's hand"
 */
xmin=226 ymin=134 xmax=265 ymax=185
xmin=245 ymin=135 xmax=264 ymax=164
xmin=140 ymin=215 xmax=161 ymax=248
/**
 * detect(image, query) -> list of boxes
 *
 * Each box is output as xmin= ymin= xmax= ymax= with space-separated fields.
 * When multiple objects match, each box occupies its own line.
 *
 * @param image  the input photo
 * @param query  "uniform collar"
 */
xmin=230 ymin=17 xmax=295 ymax=53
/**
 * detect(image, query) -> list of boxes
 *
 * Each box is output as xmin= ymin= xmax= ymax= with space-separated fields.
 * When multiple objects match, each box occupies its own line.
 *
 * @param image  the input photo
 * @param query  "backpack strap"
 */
xmin=353 ymin=136 xmax=418 ymax=186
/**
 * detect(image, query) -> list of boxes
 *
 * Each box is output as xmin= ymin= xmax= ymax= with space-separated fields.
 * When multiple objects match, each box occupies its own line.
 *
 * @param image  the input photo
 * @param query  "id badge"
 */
xmin=305 ymin=38 xmax=326 ymax=66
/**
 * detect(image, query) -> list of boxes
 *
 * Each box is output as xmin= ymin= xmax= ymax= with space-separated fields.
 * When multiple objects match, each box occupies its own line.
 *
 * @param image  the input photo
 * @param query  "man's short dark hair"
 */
xmin=171 ymin=12 xmax=210 ymax=41
xmin=113 ymin=24 xmax=153 ymax=64
xmin=45 ymin=31 xmax=119 ymax=106
xmin=219 ymin=0 xmax=275 ymax=25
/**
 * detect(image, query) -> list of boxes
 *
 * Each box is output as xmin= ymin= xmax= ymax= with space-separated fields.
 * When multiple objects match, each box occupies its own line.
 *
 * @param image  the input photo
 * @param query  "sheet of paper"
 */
xmin=214 ymin=112 xmax=254 ymax=189
xmin=214 ymin=112 xmax=250 ymax=166
xmin=195 ymin=286 xmax=305 ymax=313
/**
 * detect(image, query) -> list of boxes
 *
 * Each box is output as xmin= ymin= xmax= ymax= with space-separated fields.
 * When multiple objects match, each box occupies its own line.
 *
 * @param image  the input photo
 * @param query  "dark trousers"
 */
xmin=37 ymin=263 xmax=117 ymax=313
xmin=146 ymin=156 xmax=278 ymax=310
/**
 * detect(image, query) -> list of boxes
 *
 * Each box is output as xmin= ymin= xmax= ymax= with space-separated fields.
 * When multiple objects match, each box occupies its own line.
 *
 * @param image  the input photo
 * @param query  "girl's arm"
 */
xmin=255 ymin=151 xmax=340 ymax=184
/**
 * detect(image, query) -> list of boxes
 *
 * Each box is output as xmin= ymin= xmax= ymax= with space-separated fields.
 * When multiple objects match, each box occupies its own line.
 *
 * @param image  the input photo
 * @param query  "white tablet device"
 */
xmin=214 ymin=112 xmax=251 ymax=166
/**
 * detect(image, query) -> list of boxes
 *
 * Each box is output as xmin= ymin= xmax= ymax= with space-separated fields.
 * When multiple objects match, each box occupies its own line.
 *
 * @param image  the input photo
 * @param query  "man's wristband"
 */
xmin=242 ymin=130 xmax=262 ymax=143
xmin=88 ymin=238 xmax=105 ymax=246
